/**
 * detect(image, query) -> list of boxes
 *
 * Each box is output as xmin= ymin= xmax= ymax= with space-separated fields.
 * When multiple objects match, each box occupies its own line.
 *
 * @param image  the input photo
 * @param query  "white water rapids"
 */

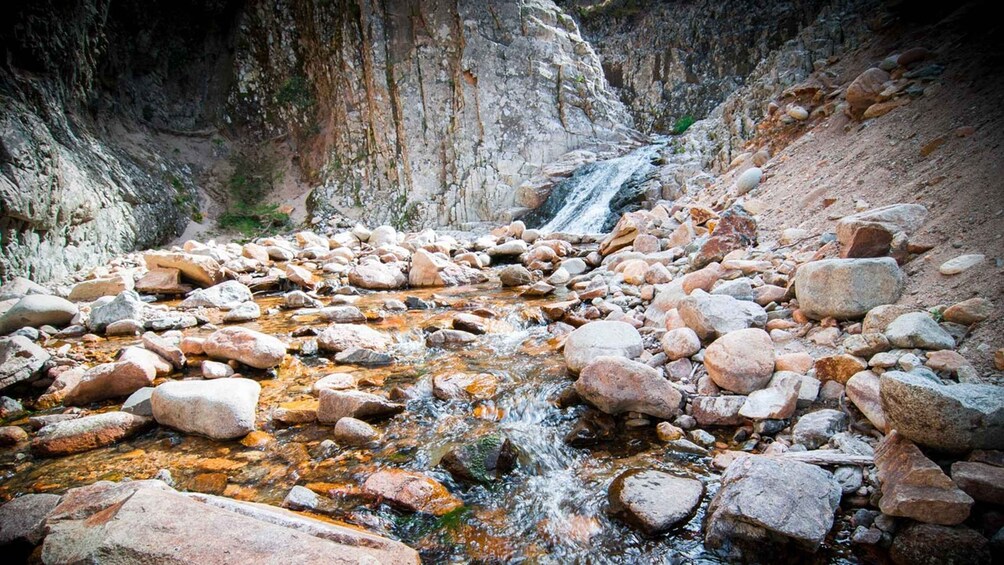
xmin=538 ymin=142 xmax=663 ymax=234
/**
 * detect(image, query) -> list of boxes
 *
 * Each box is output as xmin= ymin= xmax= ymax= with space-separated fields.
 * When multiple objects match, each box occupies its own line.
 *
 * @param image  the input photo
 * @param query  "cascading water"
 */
xmin=528 ymin=141 xmax=665 ymax=234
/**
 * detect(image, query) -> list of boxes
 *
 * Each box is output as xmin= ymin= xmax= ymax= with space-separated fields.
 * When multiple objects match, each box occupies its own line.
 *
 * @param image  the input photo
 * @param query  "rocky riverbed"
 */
xmin=1 ymin=191 xmax=1002 ymax=563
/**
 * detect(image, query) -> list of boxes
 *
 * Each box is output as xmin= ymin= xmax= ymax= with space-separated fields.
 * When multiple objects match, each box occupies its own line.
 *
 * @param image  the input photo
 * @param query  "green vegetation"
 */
xmin=671 ymin=114 xmax=696 ymax=135
xmin=276 ymin=74 xmax=315 ymax=111
xmin=168 ymin=174 xmax=204 ymax=223
xmin=218 ymin=147 xmax=289 ymax=238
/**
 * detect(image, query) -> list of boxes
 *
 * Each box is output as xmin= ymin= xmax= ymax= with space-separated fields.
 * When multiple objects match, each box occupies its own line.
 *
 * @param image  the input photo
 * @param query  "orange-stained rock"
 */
xmin=31 ymin=412 xmax=152 ymax=457
xmin=363 ymin=469 xmax=463 ymax=516
xmin=814 ymin=354 xmax=868 ymax=384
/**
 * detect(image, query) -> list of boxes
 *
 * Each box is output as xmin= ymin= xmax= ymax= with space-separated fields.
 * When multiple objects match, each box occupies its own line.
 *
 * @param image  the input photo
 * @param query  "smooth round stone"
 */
xmin=938 ymin=254 xmax=985 ymax=275
xmin=734 ymin=167 xmax=763 ymax=195
xmin=608 ymin=469 xmax=703 ymax=534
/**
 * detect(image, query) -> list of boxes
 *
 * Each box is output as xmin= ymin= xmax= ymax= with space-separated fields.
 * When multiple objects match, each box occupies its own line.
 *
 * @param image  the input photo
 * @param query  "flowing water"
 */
xmin=529 ymin=142 xmax=664 ymax=235
xmin=0 ymin=277 xmax=856 ymax=563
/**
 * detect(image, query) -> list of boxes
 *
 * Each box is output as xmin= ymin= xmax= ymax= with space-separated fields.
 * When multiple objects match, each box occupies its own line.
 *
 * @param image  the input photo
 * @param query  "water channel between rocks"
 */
xmin=0 ymin=275 xmax=855 ymax=563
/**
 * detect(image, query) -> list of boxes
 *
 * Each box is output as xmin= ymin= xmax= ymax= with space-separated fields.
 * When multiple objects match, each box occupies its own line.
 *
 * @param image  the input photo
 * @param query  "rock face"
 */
xmin=703 ymin=328 xmax=774 ymax=394
xmin=0 ymin=295 xmax=77 ymax=335
xmin=40 ymin=480 xmax=419 ymax=563
xmin=575 ymin=356 xmax=682 ymax=419
xmin=607 ymin=469 xmax=703 ymax=534
xmin=0 ymin=335 xmax=50 ymax=391
xmin=874 ymin=431 xmax=973 ymax=525
xmin=203 ymin=327 xmax=287 ymax=369
xmin=151 ymin=378 xmax=261 ymax=440
xmin=794 ymin=258 xmax=904 ymax=320
xmin=362 ymin=469 xmax=463 ymax=516
xmin=880 ymin=371 xmax=1004 ymax=452
xmin=31 ymin=411 xmax=152 ymax=457
xmin=563 ymin=321 xmax=643 ymax=374
xmin=705 ymin=456 xmax=841 ymax=554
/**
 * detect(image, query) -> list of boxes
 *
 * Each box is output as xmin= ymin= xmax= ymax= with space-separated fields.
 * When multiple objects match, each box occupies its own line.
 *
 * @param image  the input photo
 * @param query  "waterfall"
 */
xmin=529 ymin=142 xmax=664 ymax=234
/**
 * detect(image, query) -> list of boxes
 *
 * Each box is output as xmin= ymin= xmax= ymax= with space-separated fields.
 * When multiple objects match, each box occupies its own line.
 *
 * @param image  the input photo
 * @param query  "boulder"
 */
xmin=575 ymin=356 xmax=682 ymax=419
xmin=734 ymin=167 xmax=762 ymax=195
xmin=203 ymin=327 xmax=286 ymax=369
xmin=222 ymin=301 xmax=261 ymax=322
xmin=68 ymin=273 xmax=134 ymax=302
xmin=317 ymin=389 xmax=404 ymax=423
xmin=348 ymin=263 xmax=407 ymax=290
xmin=792 ymin=409 xmax=846 ymax=449
xmin=884 ymin=312 xmax=955 ymax=350
xmin=178 ymin=280 xmax=253 ymax=310
xmin=889 ymin=523 xmax=990 ymax=565
xmin=283 ymin=290 xmax=323 ymax=309
xmin=0 ymin=493 xmax=61 ymax=553
xmin=440 ymin=433 xmax=518 ymax=483
xmin=692 ymin=395 xmax=747 ymax=426
xmin=135 ymin=268 xmax=189 ymax=295
xmin=846 ymin=67 xmax=890 ymax=111
xmin=678 ymin=290 xmax=767 ymax=340
xmin=880 ymin=371 xmax=1004 ymax=452
xmin=814 ymin=354 xmax=868 ymax=384
xmin=692 ymin=205 xmax=758 ymax=268
xmin=285 ymin=264 xmax=319 ymax=289
xmin=317 ymin=324 xmax=390 ymax=352
xmin=874 ymin=431 xmax=973 ymax=525
xmin=486 ymin=239 xmax=528 ymax=258
xmin=369 ymin=225 xmax=398 ymax=247
xmin=705 ymin=456 xmax=841 ymax=553
xmin=939 ymin=254 xmax=984 ymax=275
xmin=608 ymin=469 xmax=703 ymax=534
xmin=63 ymin=360 xmax=156 ymax=406
xmin=0 ymin=335 xmax=50 ymax=391
xmin=88 ymin=291 xmax=144 ymax=332
xmin=846 ymin=371 xmax=887 ymax=432
xmin=794 ymin=258 xmax=904 ymax=320
xmin=836 ymin=204 xmax=928 ymax=257
xmin=141 ymin=332 xmax=186 ymax=369
xmin=703 ymin=328 xmax=775 ymax=394
xmin=31 ymin=411 xmax=152 ymax=457
xmin=0 ymin=294 xmax=77 ymax=335
xmin=432 ymin=372 xmax=498 ymax=401
xmin=332 ymin=417 xmax=380 ymax=446
xmin=739 ymin=372 xmax=801 ymax=420
xmin=144 ymin=251 xmax=224 ymax=288
xmin=41 ymin=480 xmax=418 ymax=563
xmin=499 ymin=264 xmax=534 ymax=287
xmin=951 ymin=461 xmax=1004 ymax=505
xmin=362 ymin=469 xmax=463 ymax=516
xmin=0 ymin=277 xmax=51 ymax=302
xmin=661 ymin=327 xmax=701 ymax=360
xmin=563 ymin=321 xmax=644 ymax=374
xmin=151 ymin=378 xmax=260 ymax=440
xmin=942 ymin=297 xmax=992 ymax=325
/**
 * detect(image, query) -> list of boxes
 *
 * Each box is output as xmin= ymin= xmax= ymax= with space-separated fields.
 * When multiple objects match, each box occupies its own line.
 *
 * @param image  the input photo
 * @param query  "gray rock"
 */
xmin=792 ymin=409 xmax=847 ymax=449
xmin=0 ymin=277 xmax=52 ymax=302
xmin=31 ymin=411 xmax=152 ymax=457
xmin=320 ymin=305 xmax=366 ymax=323
xmin=734 ymin=167 xmax=763 ymax=195
xmin=440 ymin=433 xmax=517 ymax=483
xmin=142 ymin=332 xmax=186 ymax=369
xmin=203 ymin=326 xmax=286 ymax=369
xmin=63 ymin=359 xmax=157 ymax=406
xmin=794 ymin=258 xmax=904 ymax=320
xmin=678 ymin=290 xmax=766 ymax=340
xmin=222 ymin=301 xmax=261 ymax=322
xmin=705 ymin=456 xmax=842 ymax=554
xmin=498 ymin=264 xmax=534 ymax=287
xmin=0 ymin=493 xmax=62 ymax=548
xmin=0 ymin=335 xmax=50 ymax=391
xmin=179 ymin=280 xmax=253 ymax=310
xmin=281 ymin=485 xmax=319 ymax=511
xmin=317 ymin=324 xmax=390 ymax=352
xmin=711 ymin=278 xmax=754 ymax=301
xmin=283 ymin=290 xmax=323 ymax=309
xmin=563 ymin=320 xmax=644 ymax=374
xmin=88 ymin=291 xmax=145 ymax=332
xmin=575 ymin=356 xmax=682 ymax=419
xmin=122 ymin=387 xmax=155 ymax=417
xmin=884 ymin=312 xmax=955 ymax=350
xmin=0 ymin=294 xmax=77 ymax=335
xmin=333 ymin=417 xmax=380 ymax=446
xmin=426 ymin=329 xmax=477 ymax=348
xmin=692 ymin=395 xmax=747 ymax=426
xmin=334 ymin=347 xmax=393 ymax=366
xmin=40 ymin=480 xmax=419 ymax=563
xmin=880 ymin=371 xmax=1004 ymax=452
xmin=151 ymin=378 xmax=261 ymax=440
xmin=608 ymin=469 xmax=703 ymax=534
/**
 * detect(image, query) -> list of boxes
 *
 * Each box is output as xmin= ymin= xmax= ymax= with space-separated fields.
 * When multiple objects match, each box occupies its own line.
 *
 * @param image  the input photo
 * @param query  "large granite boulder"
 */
xmin=794 ymin=258 xmax=904 ymax=320
xmin=705 ymin=456 xmax=841 ymax=554
xmin=0 ymin=294 xmax=77 ymax=335
xmin=575 ymin=356 xmax=682 ymax=419
xmin=563 ymin=321 xmax=643 ymax=374
xmin=880 ymin=371 xmax=1004 ymax=452
xmin=151 ymin=378 xmax=260 ymax=440
xmin=40 ymin=480 xmax=418 ymax=563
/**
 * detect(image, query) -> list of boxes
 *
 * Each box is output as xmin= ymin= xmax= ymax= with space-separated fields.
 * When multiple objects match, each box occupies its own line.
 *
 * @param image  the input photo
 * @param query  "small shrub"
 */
xmin=671 ymin=114 xmax=696 ymax=135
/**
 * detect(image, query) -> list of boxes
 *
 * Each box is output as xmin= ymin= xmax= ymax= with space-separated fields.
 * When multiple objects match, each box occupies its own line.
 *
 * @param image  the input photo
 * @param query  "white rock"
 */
xmin=151 ymin=378 xmax=260 ymax=440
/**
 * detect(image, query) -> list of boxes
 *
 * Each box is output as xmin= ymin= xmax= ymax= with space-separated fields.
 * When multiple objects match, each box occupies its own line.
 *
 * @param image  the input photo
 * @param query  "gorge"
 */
xmin=1 ymin=0 xmax=1003 ymax=563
